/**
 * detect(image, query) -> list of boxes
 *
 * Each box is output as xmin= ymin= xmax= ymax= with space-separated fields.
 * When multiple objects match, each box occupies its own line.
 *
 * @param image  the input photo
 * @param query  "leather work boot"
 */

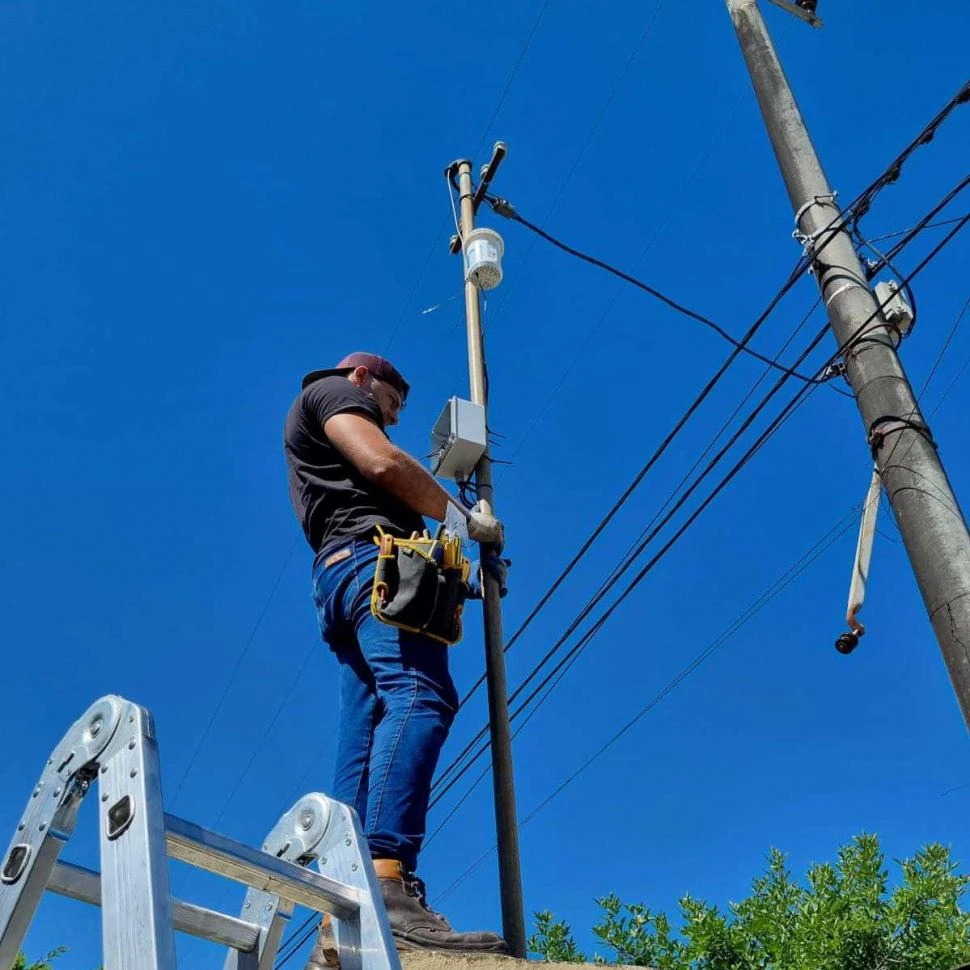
xmin=303 ymin=860 xmax=510 ymax=967
xmin=374 ymin=858 xmax=511 ymax=955
xmin=304 ymin=915 xmax=339 ymax=970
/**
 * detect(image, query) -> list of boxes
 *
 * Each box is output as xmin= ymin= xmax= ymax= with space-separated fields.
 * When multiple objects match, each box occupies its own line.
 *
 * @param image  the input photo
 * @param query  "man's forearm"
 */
xmin=373 ymin=448 xmax=454 ymax=522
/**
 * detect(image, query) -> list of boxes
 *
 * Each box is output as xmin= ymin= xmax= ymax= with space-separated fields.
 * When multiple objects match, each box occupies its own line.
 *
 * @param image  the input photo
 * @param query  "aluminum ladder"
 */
xmin=0 ymin=694 xmax=400 ymax=970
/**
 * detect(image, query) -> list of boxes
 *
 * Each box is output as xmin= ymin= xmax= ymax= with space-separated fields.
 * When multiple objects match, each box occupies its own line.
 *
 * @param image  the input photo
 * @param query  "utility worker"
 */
xmin=283 ymin=352 xmax=510 ymax=965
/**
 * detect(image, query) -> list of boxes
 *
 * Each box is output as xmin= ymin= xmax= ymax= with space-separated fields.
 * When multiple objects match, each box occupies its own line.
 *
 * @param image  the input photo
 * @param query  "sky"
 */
xmin=2 ymin=0 xmax=969 ymax=966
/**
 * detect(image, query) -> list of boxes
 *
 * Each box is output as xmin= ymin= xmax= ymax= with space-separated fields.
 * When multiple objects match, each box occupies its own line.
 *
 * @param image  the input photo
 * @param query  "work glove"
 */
xmin=467 ymin=555 xmax=512 ymax=599
xmin=465 ymin=503 xmax=505 ymax=549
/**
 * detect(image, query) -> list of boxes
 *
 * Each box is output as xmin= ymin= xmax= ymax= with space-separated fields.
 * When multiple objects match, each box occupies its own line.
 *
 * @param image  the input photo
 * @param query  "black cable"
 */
xmin=847 ymin=80 xmax=970 ymax=230
xmin=441 ymin=164 xmax=970 ymax=752
xmin=442 ymin=209 xmax=970 ymax=806
xmin=433 ymin=297 xmax=831 ymax=800
xmin=432 ymin=189 xmax=937 ymax=794
xmin=487 ymin=194 xmax=833 ymax=386
xmin=433 ymin=251 xmax=821 ymax=792
xmin=916 ymin=296 xmax=970 ymax=402
xmin=501 ymin=220 xmax=970 ymax=827
xmin=440 ymin=83 xmax=970 ymax=744
xmin=430 ymin=207 xmax=970 ymax=807
xmin=881 ymin=175 xmax=970 ymax=265
xmin=868 ymin=214 xmax=969 ymax=245
xmin=430 ymin=318 xmax=833 ymax=808
xmin=430 ymin=507 xmax=860 ymax=903
xmin=275 ymin=920 xmax=319 ymax=969
xmin=437 ymin=182 xmax=970 ymax=781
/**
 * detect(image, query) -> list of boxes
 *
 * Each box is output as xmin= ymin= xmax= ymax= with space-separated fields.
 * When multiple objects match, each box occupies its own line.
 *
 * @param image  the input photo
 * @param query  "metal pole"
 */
xmin=725 ymin=0 xmax=970 ymax=730
xmin=455 ymin=157 xmax=528 ymax=955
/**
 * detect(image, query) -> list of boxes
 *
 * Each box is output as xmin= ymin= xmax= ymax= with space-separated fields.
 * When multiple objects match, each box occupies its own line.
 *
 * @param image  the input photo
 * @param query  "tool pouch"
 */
xmin=371 ymin=529 xmax=471 ymax=645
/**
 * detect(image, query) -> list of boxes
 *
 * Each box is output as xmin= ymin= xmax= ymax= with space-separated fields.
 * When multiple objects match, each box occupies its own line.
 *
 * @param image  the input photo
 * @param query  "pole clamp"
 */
xmin=868 ymin=414 xmax=937 ymax=459
xmin=792 ymin=192 xmax=843 ymax=256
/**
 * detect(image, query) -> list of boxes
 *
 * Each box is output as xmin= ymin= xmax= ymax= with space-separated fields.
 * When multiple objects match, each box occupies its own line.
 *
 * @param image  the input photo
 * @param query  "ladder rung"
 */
xmin=163 ymin=813 xmax=360 ymax=920
xmin=48 ymin=860 xmax=261 ymax=951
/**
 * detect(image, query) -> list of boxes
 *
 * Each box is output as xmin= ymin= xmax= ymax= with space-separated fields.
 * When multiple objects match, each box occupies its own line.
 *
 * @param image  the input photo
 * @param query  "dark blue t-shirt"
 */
xmin=284 ymin=376 xmax=425 ymax=553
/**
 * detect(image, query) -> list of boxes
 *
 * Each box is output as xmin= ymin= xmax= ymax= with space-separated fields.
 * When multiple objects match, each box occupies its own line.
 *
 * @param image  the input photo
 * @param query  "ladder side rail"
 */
xmin=224 ymin=794 xmax=335 ymax=970
xmin=0 ymin=793 xmax=85 ymax=970
xmin=98 ymin=704 xmax=178 ymax=970
xmin=316 ymin=800 xmax=400 ymax=970
xmin=0 ymin=696 xmax=125 ymax=970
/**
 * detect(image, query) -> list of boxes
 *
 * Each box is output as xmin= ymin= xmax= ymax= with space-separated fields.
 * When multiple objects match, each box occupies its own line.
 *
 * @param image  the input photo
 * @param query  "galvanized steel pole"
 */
xmin=454 ymin=155 xmax=527 ymax=956
xmin=726 ymin=0 xmax=970 ymax=730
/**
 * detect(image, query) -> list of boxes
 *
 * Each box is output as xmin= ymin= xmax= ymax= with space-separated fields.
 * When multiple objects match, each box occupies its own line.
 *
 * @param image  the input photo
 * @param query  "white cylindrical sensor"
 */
xmin=464 ymin=227 xmax=505 ymax=290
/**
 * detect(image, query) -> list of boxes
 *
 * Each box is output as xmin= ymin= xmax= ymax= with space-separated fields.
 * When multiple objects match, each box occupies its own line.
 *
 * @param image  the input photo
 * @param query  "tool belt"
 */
xmin=370 ymin=526 xmax=471 ymax=645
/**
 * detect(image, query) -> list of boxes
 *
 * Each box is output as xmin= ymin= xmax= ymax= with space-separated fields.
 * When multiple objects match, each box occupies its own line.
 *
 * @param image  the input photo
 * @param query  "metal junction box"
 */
xmin=429 ymin=397 xmax=487 ymax=481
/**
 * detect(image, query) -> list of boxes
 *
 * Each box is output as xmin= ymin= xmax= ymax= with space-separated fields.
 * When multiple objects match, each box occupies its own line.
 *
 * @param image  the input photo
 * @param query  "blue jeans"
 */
xmin=312 ymin=538 xmax=459 ymax=872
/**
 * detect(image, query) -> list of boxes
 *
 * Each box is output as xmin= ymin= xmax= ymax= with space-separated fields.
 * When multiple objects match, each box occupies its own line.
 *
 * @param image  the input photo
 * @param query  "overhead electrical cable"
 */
xmin=430 ymin=205 xmax=969 ymax=806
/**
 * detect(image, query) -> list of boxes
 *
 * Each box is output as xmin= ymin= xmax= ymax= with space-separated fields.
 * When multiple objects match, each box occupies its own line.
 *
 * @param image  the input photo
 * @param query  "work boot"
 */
xmin=374 ymin=858 xmax=510 ymax=955
xmin=304 ymin=915 xmax=339 ymax=970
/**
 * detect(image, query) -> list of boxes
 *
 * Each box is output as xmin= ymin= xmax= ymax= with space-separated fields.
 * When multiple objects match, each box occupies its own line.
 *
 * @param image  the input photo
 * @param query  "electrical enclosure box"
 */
xmin=875 ymin=280 xmax=914 ymax=340
xmin=429 ymin=398 xmax=487 ymax=481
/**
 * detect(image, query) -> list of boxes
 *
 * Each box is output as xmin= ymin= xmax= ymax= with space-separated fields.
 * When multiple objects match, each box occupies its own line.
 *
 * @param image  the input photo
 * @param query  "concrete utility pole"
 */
xmin=448 ymin=145 xmax=527 ymax=957
xmin=725 ymin=0 xmax=970 ymax=731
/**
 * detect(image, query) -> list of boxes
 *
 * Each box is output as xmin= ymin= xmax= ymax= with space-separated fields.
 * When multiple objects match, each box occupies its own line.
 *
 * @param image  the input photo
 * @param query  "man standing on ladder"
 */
xmin=283 ymin=352 xmax=511 ymax=966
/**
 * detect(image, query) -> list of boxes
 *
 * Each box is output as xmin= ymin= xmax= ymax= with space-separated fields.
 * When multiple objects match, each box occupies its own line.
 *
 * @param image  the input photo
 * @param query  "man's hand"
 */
xmin=466 ymin=504 xmax=505 ymax=548
xmin=467 ymin=555 xmax=511 ymax=599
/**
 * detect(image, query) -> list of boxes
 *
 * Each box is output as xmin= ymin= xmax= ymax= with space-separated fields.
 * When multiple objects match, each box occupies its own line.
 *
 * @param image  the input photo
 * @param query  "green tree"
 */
xmin=529 ymin=835 xmax=970 ymax=970
xmin=13 ymin=948 xmax=65 ymax=970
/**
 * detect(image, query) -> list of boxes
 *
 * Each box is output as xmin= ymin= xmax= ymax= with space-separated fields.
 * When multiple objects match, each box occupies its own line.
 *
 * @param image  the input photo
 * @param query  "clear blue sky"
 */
xmin=2 ymin=0 xmax=969 ymax=966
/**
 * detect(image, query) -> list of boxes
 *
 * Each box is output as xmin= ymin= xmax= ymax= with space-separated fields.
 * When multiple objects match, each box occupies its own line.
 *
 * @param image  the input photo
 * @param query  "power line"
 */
xmin=432 ymin=295 xmax=827 ymax=798
xmin=433 ymin=216 xmax=970 ymax=860
xmin=486 ymin=193 xmax=844 ymax=387
xmin=848 ymin=80 xmax=970 ymax=229
xmin=430 ymin=506 xmax=860 ymax=903
xmin=168 ymin=536 xmax=298 ymax=811
xmin=434 ymin=257 xmax=823 ymax=793
xmin=275 ymin=919 xmax=320 ymax=969
xmin=432 ymin=215 xmax=967 ymax=844
xmin=384 ymin=0 xmax=555 ymax=355
xmin=867 ymin=214 xmax=969 ymax=245
xmin=433 ymin=189 xmax=946 ymax=796
xmin=920 ymin=293 xmax=970 ymax=399
xmin=431 ymin=317 xmax=834 ymax=808
xmin=211 ymin=644 xmax=318 ymax=829
xmin=487 ymin=0 xmax=671 ymax=324
xmin=443 ymin=92 xmax=970 ymax=722
xmin=430 ymin=201 xmax=970 ymax=807
xmin=472 ymin=0 xmax=552 ymax=163
xmin=440 ymin=202 xmax=970 ymax=805
xmin=492 ymin=90 xmax=749 ymax=483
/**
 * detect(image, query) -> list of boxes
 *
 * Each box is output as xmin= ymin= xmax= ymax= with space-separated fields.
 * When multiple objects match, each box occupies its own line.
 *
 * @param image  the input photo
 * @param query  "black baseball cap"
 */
xmin=302 ymin=352 xmax=411 ymax=400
